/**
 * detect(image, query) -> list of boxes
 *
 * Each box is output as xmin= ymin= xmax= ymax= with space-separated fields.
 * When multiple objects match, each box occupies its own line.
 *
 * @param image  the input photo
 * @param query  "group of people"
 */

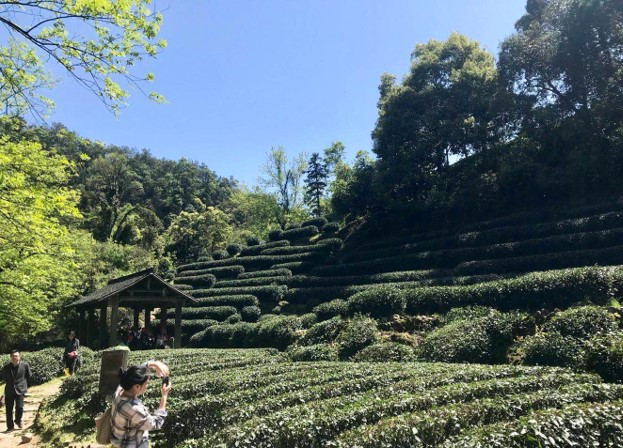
xmin=127 ymin=327 xmax=173 ymax=350
xmin=2 ymin=329 xmax=172 ymax=447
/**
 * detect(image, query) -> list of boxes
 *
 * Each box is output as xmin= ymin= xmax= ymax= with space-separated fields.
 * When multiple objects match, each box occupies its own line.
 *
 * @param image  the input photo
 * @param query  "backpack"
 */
xmin=95 ymin=406 xmax=112 ymax=444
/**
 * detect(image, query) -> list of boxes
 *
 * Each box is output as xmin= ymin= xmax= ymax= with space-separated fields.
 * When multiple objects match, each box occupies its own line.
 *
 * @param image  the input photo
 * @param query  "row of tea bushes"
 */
xmin=342 ymin=265 xmax=623 ymax=315
xmin=317 ymin=237 xmax=623 ymax=278
xmin=344 ymin=226 xmax=623 ymax=265
xmin=344 ymin=210 xmax=623 ymax=262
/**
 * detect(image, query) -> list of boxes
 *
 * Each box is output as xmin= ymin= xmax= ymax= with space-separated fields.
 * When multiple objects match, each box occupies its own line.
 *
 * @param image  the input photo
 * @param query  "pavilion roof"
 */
xmin=66 ymin=268 xmax=196 ymax=308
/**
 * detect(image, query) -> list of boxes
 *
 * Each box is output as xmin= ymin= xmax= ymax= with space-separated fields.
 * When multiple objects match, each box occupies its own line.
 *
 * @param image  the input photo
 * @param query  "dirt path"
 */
xmin=0 ymin=378 xmax=62 ymax=448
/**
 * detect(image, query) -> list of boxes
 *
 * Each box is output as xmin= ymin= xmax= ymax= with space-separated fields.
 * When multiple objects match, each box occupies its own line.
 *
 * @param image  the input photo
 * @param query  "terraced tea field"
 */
xmin=41 ymin=348 xmax=623 ymax=447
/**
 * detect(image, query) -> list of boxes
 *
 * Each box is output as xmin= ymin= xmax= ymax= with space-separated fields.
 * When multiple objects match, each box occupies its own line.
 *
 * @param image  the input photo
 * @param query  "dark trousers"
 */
xmin=5 ymin=393 xmax=24 ymax=429
xmin=64 ymin=355 xmax=78 ymax=375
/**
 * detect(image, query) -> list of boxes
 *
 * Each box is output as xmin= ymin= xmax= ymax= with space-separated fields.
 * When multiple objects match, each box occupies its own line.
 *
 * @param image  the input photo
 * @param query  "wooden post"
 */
xmin=174 ymin=300 xmax=182 ymax=349
xmin=78 ymin=309 xmax=86 ymax=344
xmin=99 ymin=304 xmax=107 ymax=348
xmin=86 ymin=309 xmax=96 ymax=348
xmin=144 ymin=306 xmax=152 ymax=329
xmin=109 ymin=296 xmax=119 ymax=347
xmin=160 ymin=306 xmax=168 ymax=336
xmin=133 ymin=308 xmax=140 ymax=330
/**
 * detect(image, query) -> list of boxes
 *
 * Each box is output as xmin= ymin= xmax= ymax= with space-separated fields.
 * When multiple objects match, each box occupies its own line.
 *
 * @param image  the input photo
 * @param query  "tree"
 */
xmin=323 ymin=141 xmax=345 ymax=173
xmin=164 ymin=202 xmax=233 ymax=262
xmin=499 ymin=0 xmax=623 ymax=134
xmin=0 ymin=135 xmax=85 ymax=348
xmin=83 ymin=152 xmax=143 ymax=242
xmin=0 ymin=0 xmax=167 ymax=118
xmin=372 ymin=33 xmax=499 ymax=204
xmin=304 ymin=153 xmax=328 ymax=217
xmin=499 ymin=0 xmax=623 ymax=196
xmin=331 ymin=151 xmax=377 ymax=220
xmin=258 ymin=146 xmax=307 ymax=228
xmin=226 ymin=187 xmax=280 ymax=240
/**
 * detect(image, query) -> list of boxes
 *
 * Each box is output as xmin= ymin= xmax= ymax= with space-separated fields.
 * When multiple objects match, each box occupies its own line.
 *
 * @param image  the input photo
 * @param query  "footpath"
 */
xmin=0 ymin=379 xmax=61 ymax=448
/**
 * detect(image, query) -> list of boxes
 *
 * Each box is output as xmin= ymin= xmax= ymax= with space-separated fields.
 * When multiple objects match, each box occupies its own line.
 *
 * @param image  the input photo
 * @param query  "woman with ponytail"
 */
xmin=110 ymin=360 xmax=171 ymax=448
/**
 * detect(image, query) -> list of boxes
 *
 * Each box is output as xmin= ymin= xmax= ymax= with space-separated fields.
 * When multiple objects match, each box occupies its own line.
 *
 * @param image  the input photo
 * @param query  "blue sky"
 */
xmin=43 ymin=0 xmax=527 ymax=186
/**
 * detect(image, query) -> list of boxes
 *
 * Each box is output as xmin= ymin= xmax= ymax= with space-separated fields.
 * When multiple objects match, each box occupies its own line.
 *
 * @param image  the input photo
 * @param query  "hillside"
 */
xmin=165 ymin=203 xmax=623 ymax=377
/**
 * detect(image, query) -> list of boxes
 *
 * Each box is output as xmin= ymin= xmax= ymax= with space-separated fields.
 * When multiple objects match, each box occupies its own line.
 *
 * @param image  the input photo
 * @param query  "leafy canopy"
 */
xmin=0 ymin=133 xmax=83 ymax=348
xmin=0 ymin=0 xmax=167 ymax=117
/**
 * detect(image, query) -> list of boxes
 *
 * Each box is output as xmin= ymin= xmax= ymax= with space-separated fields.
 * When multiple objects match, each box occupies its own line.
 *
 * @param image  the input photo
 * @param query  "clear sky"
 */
xmin=43 ymin=0 xmax=527 ymax=186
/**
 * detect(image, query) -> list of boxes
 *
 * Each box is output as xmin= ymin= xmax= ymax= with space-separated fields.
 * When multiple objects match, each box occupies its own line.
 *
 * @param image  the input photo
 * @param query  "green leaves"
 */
xmin=0 ymin=0 xmax=167 ymax=116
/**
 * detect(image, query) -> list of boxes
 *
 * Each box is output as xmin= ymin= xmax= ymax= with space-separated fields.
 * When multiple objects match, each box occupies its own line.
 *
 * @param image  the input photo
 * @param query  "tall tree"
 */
xmin=372 ymin=33 xmax=499 ymax=204
xmin=0 ymin=0 xmax=167 ymax=117
xmin=304 ymin=153 xmax=328 ymax=217
xmin=258 ymin=146 xmax=307 ymax=228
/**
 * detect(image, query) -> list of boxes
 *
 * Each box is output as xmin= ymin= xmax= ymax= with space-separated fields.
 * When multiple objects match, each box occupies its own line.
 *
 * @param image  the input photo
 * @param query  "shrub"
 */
xmin=517 ymin=331 xmax=586 ymax=369
xmin=299 ymin=316 xmax=346 ymax=346
xmin=302 ymin=217 xmax=328 ymax=228
xmin=418 ymin=310 xmax=525 ymax=364
xmin=174 ymin=273 xmax=217 ymax=288
xmin=194 ymin=295 xmax=259 ymax=308
xmin=286 ymin=222 xmax=301 ymax=230
xmin=212 ymin=249 xmax=229 ymax=260
xmin=22 ymin=347 xmax=97 ymax=385
xmin=313 ymin=299 xmax=348 ymax=321
xmin=178 ymin=265 xmax=245 ymax=279
xmin=401 ymin=266 xmax=623 ymax=314
xmin=256 ymin=316 xmax=302 ymax=350
xmin=299 ymin=313 xmax=317 ymax=329
xmin=353 ymin=342 xmax=415 ymax=362
xmin=226 ymin=313 xmax=242 ymax=324
xmin=173 ymin=283 xmax=193 ymax=291
xmin=241 ymin=305 xmax=261 ymax=322
xmin=167 ymin=319 xmax=218 ymax=335
xmin=443 ymin=305 xmax=502 ymax=324
xmin=226 ymin=244 xmax=242 ymax=256
xmin=246 ymin=236 xmax=261 ymax=246
xmin=192 ymin=285 xmax=287 ymax=303
xmin=544 ymin=306 xmax=618 ymax=340
xmin=268 ymin=229 xmax=283 ymax=241
xmin=215 ymin=276 xmax=289 ymax=288
xmin=261 ymin=244 xmax=332 ymax=255
xmin=347 ymin=286 xmax=407 ymax=318
xmin=337 ymin=316 xmax=379 ymax=360
xmin=197 ymin=255 xmax=213 ymax=262
xmin=160 ymin=306 xmax=237 ymax=321
xmin=238 ymin=268 xmax=292 ymax=279
xmin=240 ymin=240 xmax=289 ymax=256
xmin=280 ymin=225 xmax=319 ymax=240
xmin=288 ymin=344 xmax=338 ymax=361
xmin=586 ymin=333 xmax=623 ymax=383
xmin=270 ymin=261 xmax=315 ymax=274
xmin=322 ymin=222 xmax=340 ymax=234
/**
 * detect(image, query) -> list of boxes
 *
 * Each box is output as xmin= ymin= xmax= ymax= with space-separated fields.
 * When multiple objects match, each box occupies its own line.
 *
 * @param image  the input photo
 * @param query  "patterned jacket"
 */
xmin=110 ymin=386 xmax=167 ymax=448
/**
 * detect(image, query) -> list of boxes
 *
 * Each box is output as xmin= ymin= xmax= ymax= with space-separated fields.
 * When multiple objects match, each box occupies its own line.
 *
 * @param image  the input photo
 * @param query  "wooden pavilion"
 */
xmin=66 ymin=268 xmax=196 ymax=348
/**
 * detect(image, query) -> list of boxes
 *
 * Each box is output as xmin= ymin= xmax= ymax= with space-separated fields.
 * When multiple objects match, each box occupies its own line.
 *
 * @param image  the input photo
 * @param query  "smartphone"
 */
xmin=161 ymin=376 xmax=169 ymax=386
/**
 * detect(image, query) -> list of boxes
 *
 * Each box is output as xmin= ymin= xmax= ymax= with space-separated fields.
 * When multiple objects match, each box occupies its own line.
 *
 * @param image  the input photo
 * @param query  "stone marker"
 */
xmin=98 ymin=349 xmax=129 ymax=396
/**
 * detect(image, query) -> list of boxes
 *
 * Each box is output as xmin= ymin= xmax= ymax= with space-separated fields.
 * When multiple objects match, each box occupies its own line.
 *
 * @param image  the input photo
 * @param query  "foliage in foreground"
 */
xmin=37 ymin=348 xmax=623 ymax=448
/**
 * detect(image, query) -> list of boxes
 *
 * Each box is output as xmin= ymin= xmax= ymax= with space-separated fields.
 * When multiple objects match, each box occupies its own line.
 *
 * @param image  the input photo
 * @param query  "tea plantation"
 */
xmin=38 ymin=349 xmax=623 ymax=447
xmin=159 ymin=206 xmax=623 ymax=378
xmin=35 ymin=205 xmax=623 ymax=446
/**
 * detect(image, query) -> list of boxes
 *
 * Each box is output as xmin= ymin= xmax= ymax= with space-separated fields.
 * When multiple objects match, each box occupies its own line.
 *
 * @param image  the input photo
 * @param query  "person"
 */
xmin=110 ymin=360 xmax=171 ymax=448
xmin=1 ymin=350 xmax=32 ymax=432
xmin=63 ymin=331 xmax=80 ymax=375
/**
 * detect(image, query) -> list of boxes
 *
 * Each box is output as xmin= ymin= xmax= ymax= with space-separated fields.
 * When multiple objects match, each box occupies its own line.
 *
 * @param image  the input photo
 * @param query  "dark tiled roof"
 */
xmin=67 ymin=268 xmax=196 ymax=308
